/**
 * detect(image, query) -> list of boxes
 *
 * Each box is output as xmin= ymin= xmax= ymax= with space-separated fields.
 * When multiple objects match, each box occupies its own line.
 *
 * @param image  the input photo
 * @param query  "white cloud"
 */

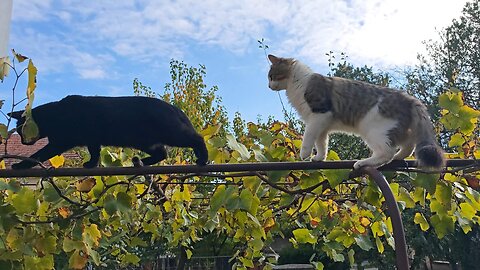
xmin=10 ymin=0 xmax=469 ymax=73
xmin=273 ymin=0 xmax=469 ymax=68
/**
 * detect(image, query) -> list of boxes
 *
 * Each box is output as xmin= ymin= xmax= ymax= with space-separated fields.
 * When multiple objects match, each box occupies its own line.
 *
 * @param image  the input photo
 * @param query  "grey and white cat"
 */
xmin=267 ymin=54 xmax=445 ymax=169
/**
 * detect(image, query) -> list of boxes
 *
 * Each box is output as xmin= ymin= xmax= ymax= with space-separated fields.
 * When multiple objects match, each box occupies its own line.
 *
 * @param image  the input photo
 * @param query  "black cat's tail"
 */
xmin=412 ymin=102 xmax=446 ymax=169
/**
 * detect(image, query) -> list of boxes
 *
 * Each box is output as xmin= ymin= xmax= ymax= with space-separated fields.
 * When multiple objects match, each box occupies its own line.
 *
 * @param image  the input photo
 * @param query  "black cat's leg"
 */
xmin=83 ymin=145 xmax=101 ymax=168
xmin=188 ymin=134 xmax=208 ymax=166
xmin=141 ymin=144 xmax=167 ymax=166
xmin=166 ymin=131 xmax=208 ymax=166
xmin=12 ymin=144 xmax=71 ymax=170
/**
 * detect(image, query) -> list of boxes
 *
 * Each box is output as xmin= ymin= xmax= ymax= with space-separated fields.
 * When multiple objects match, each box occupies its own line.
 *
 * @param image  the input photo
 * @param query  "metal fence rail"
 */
xmin=0 ymin=159 xmax=476 ymax=178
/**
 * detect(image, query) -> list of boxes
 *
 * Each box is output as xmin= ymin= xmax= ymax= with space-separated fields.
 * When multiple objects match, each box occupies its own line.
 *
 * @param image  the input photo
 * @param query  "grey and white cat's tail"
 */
xmin=412 ymin=102 xmax=446 ymax=170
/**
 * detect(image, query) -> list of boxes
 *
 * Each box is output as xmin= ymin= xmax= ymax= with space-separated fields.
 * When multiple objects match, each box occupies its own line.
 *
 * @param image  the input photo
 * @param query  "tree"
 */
xmin=405 ymin=0 xmax=479 ymax=110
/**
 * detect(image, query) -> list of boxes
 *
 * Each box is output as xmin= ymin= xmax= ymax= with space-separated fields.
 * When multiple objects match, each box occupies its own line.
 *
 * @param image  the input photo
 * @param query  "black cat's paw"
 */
xmin=82 ymin=160 xmax=98 ymax=168
xmin=132 ymin=156 xmax=144 ymax=167
xmin=196 ymin=159 xmax=208 ymax=166
xmin=11 ymin=161 xmax=35 ymax=170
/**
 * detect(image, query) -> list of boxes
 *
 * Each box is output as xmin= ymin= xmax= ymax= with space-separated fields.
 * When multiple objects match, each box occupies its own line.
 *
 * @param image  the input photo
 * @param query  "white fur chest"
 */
xmin=285 ymin=62 xmax=314 ymax=121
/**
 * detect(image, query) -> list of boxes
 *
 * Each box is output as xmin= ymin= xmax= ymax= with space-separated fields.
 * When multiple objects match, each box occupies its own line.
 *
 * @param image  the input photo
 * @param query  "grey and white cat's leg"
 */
xmin=300 ymin=113 xmax=332 ymax=160
xmin=354 ymin=132 xmax=396 ymax=170
xmin=392 ymin=142 xmax=415 ymax=160
xmin=312 ymin=132 xmax=329 ymax=161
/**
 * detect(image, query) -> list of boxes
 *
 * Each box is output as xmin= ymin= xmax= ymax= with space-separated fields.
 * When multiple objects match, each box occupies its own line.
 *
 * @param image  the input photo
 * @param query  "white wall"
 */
xmin=0 ymin=0 xmax=13 ymax=57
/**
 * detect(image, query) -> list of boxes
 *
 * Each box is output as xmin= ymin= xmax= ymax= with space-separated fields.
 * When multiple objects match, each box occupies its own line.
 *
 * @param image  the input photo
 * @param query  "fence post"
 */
xmin=362 ymin=166 xmax=409 ymax=270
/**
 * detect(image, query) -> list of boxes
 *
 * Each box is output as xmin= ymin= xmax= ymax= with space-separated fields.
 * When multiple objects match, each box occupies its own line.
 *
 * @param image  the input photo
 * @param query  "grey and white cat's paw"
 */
xmin=312 ymin=148 xmax=326 ymax=161
xmin=353 ymin=159 xmax=382 ymax=170
xmin=299 ymin=147 xmax=312 ymax=160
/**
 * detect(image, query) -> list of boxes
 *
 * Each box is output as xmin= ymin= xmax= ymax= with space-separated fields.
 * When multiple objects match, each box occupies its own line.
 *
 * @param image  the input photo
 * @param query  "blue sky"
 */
xmin=2 ymin=0 xmax=469 ymax=123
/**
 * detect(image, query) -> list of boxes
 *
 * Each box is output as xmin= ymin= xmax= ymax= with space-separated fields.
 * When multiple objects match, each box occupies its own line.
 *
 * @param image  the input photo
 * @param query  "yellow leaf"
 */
xmin=263 ymin=217 xmax=275 ymax=231
xmin=186 ymin=249 xmax=193 ymax=259
xmin=75 ymin=178 xmax=96 ymax=193
xmin=69 ymin=250 xmax=88 ymax=270
xmin=49 ymin=155 xmax=65 ymax=168
xmin=0 ymin=160 xmax=5 ymax=169
xmin=360 ymin=217 xmax=371 ymax=227
xmin=27 ymin=59 xmax=37 ymax=98
xmin=83 ymin=224 xmax=102 ymax=247
xmin=163 ymin=201 xmax=172 ymax=212
xmin=59 ymin=207 xmax=70 ymax=218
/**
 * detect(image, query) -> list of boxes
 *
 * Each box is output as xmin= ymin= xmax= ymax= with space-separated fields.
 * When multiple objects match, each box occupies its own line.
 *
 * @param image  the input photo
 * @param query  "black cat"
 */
xmin=8 ymin=95 xmax=208 ymax=169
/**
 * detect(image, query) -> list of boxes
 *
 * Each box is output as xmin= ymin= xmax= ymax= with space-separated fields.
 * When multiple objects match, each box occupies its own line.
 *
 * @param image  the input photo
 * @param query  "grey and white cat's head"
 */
xmin=267 ymin=54 xmax=296 ymax=90
xmin=267 ymin=54 xmax=313 ymax=91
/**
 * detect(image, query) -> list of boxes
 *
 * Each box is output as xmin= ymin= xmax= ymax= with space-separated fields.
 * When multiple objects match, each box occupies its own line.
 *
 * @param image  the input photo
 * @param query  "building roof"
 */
xmin=0 ymin=134 xmax=80 ymax=168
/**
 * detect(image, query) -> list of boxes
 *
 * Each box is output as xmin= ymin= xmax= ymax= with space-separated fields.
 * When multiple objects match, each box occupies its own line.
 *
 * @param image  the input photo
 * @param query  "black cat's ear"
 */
xmin=268 ymin=54 xmax=281 ymax=64
xmin=8 ymin=110 xmax=25 ymax=120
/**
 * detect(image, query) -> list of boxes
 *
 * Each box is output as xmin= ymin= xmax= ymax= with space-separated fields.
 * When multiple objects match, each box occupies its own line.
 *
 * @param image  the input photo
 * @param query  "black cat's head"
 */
xmin=8 ymin=110 xmax=38 ymax=145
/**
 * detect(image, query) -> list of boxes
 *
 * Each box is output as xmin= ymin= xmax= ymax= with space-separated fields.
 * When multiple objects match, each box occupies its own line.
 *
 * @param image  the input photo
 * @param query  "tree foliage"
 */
xmin=405 ymin=0 xmax=479 ymax=110
xmin=1 ymin=2 xmax=480 ymax=266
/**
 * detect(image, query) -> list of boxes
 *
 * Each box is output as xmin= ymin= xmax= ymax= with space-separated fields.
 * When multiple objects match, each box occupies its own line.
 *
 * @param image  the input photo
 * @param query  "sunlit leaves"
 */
xmin=414 ymin=213 xmax=430 ymax=231
xmin=292 ymin=228 xmax=316 ymax=244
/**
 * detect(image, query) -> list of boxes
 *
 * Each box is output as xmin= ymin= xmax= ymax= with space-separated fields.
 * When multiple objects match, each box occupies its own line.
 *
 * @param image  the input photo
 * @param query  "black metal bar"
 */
xmin=0 ymin=159 xmax=476 ymax=178
xmin=362 ymin=166 xmax=409 ymax=270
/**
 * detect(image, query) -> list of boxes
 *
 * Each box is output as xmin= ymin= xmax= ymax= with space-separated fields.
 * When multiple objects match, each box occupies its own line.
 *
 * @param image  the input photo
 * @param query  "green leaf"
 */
xmin=413 ymin=187 xmax=426 ymax=206
xmin=430 ymin=214 xmax=454 ymax=239
xmin=210 ymin=185 xmax=236 ymax=215
xmin=312 ymin=261 xmax=325 ymax=270
xmin=186 ymin=249 xmax=193 ymax=260
xmin=448 ymin=133 xmax=465 ymax=147
xmin=323 ymin=169 xmax=349 ymax=188
xmin=22 ymin=117 xmax=39 ymax=144
xmin=266 ymin=170 xmax=290 ymax=183
xmin=35 ymin=236 xmax=57 ymax=255
xmin=0 ymin=124 xmax=7 ymax=139
xmin=347 ymin=249 xmax=355 ymax=266
xmin=434 ymin=181 xmax=452 ymax=210
xmin=293 ymin=228 xmax=317 ymax=244
xmin=413 ymin=173 xmax=438 ymax=194
xmin=375 ymin=237 xmax=384 ymax=253
xmin=11 ymin=188 xmax=38 ymax=215
xmin=239 ymin=189 xmax=260 ymax=214
xmin=414 ymin=213 xmax=430 ymax=231
xmin=25 ymin=255 xmax=54 ymax=270
xmin=439 ymin=91 xmax=463 ymax=113
xmin=354 ymin=234 xmax=373 ymax=251
xmin=104 ymin=194 xmax=117 ymax=215
xmin=250 ymin=238 xmax=264 ymax=251
xmin=116 ymin=192 xmax=133 ymax=212
xmin=63 ymin=238 xmax=85 ymax=253
xmin=226 ymin=134 xmax=250 ymax=160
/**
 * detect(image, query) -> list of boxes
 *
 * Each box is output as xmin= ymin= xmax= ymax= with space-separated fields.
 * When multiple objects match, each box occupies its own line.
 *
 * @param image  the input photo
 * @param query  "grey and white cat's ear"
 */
xmin=8 ymin=110 xmax=25 ymax=120
xmin=268 ymin=54 xmax=281 ymax=64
